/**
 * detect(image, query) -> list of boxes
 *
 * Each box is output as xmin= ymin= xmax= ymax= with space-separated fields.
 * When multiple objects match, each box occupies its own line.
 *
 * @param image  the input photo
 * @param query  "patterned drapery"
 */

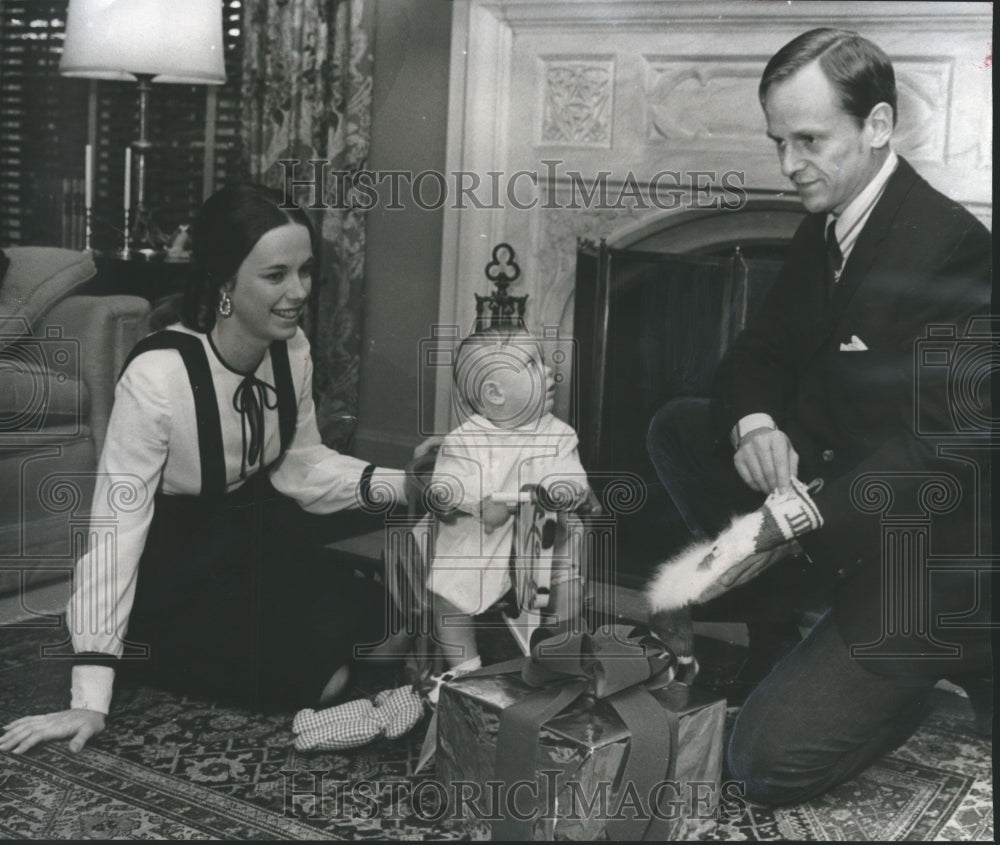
xmin=239 ymin=0 xmax=373 ymax=450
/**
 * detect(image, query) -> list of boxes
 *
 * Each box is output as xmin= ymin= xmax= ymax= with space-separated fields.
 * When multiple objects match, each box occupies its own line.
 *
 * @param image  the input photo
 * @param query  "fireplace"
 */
xmin=438 ymin=0 xmax=991 ymax=582
xmin=567 ymin=199 xmax=802 ymax=577
xmin=437 ymin=1 xmax=990 ymax=437
xmin=574 ymin=199 xmax=803 ymax=472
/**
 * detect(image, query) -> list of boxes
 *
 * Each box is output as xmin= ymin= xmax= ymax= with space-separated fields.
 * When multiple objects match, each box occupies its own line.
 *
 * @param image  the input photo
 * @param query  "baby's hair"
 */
xmin=453 ymin=324 xmax=535 ymax=413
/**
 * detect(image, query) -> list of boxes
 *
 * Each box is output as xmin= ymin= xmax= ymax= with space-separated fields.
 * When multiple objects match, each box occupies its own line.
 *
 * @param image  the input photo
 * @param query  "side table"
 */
xmin=78 ymin=256 xmax=192 ymax=303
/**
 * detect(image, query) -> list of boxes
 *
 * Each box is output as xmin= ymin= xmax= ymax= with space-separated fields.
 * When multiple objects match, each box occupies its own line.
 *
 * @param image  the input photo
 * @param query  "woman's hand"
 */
xmin=0 ymin=709 xmax=105 ymax=755
xmin=413 ymin=435 xmax=443 ymax=461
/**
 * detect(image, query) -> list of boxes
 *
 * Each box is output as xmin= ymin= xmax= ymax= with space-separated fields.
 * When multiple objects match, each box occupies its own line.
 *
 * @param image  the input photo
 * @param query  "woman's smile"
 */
xmin=273 ymin=305 xmax=304 ymax=320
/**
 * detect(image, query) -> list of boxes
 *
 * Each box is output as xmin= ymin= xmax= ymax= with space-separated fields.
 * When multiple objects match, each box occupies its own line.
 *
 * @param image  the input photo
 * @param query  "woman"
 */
xmin=1 ymin=183 xmax=408 ymax=754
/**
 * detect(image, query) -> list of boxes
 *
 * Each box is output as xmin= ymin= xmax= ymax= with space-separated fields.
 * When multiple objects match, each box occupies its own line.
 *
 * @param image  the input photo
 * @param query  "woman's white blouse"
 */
xmin=68 ymin=324 xmax=369 ymax=715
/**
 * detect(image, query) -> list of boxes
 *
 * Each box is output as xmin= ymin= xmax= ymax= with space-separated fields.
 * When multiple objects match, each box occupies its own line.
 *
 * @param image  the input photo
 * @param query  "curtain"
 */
xmin=239 ymin=0 xmax=373 ymax=450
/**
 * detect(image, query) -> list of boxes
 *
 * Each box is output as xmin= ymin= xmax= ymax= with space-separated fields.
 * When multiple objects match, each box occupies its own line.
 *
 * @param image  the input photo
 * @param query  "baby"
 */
xmin=426 ymin=325 xmax=590 ymax=679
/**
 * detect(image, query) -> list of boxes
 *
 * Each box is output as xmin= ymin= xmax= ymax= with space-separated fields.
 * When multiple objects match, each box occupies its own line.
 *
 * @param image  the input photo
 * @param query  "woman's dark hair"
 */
xmin=759 ymin=28 xmax=897 ymax=127
xmin=181 ymin=182 xmax=315 ymax=332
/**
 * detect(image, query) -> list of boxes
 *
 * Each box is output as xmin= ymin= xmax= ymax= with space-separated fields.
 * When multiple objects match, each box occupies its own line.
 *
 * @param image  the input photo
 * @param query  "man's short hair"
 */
xmin=759 ymin=28 xmax=897 ymax=127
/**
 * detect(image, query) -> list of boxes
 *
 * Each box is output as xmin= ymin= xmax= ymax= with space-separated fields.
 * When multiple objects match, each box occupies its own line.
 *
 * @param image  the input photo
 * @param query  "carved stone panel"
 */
xmin=539 ymin=57 xmax=615 ymax=147
xmin=439 ymin=0 xmax=993 ymax=432
xmin=893 ymin=60 xmax=952 ymax=164
xmin=645 ymin=55 xmax=955 ymax=166
xmin=646 ymin=58 xmax=769 ymax=148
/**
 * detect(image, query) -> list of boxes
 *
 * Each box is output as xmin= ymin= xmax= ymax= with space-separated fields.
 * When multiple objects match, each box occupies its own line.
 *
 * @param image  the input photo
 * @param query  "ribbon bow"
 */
xmin=292 ymin=686 xmax=425 ymax=752
xmin=423 ymin=624 xmax=681 ymax=841
xmin=493 ymin=625 xmax=679 ymax=840
xmin=232 ymin=375 xmax=279 ymax=479
xmin=516 ymin=623 xmax=677 ymax=696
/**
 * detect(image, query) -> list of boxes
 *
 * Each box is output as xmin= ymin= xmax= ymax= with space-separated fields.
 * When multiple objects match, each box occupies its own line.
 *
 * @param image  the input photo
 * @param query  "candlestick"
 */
xmin=124 ymin=147 xmax=132 ymax=212
xmin=84 ymin=144 xmax=93 ymax=210
xmin=119 ymin=208 xmax=132 ymax=260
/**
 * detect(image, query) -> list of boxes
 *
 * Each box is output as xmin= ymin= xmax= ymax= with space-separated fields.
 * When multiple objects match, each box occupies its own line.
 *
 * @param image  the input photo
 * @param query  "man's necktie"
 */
xmin=825 ymin=218 xmax=843 ymax=302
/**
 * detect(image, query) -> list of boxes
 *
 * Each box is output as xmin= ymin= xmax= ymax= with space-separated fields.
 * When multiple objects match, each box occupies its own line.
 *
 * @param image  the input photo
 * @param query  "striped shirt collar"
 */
xmin=827 ymin=148 xmax=899 ymax=268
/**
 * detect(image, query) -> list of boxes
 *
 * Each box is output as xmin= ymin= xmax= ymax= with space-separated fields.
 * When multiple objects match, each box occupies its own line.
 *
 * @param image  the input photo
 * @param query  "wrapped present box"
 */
xmin=437 ymin=670 xmax=726 ymax=840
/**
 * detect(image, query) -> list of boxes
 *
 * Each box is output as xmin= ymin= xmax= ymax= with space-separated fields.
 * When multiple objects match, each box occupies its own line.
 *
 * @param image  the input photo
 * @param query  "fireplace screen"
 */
xmin=575 ymin=240 xmax=786 ymax=475
xmin=573 ymin=239 xmax=787 ymax=577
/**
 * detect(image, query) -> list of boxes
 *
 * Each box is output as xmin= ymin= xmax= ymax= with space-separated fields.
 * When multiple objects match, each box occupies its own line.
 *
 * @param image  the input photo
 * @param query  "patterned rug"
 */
xmin=0 ymin=625 xmax=992 ymax=840
xmin=686 ymin=694 xmax=993 ymax=841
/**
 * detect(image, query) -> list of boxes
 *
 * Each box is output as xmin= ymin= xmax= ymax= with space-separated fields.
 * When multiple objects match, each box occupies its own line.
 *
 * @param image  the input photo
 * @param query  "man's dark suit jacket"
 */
xmin=712 ymin=156 xmax=992 ymax=676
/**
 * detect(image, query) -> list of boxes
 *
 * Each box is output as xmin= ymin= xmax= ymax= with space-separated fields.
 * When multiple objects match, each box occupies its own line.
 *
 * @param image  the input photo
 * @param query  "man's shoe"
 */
xmin=648 ymin=606 xmax=695 ymax=662
xmin=694 ymin=620 xmax=802 ymax=706
xmin=945 ymin=672 xmax=993 ymax=737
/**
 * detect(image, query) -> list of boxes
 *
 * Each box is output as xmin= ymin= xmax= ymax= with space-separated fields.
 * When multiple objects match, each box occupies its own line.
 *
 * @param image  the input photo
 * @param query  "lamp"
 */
xmin=60 ymin=0 xmax=226 ymax=259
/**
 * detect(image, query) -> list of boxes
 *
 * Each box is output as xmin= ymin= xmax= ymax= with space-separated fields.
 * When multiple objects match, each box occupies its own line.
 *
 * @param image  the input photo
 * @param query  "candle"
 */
xmin=84 ymin=144 xmax=93 ymax=209
xmin=123 ymin=147 xmax=132 ymax=211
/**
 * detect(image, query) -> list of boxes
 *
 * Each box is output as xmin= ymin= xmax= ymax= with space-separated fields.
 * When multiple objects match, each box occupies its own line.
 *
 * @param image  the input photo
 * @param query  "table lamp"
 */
xmin=60 ymin=0 xmax=226 ymax=259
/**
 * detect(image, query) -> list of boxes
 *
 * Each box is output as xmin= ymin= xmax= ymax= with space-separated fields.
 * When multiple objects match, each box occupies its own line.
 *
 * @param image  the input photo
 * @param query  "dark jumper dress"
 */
xmin=102 ymin=331 xmax=387 ymax=713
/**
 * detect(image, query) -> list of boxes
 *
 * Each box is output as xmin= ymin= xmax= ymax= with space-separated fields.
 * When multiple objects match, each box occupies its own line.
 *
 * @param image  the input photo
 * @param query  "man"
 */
xmin=647 ymin=28 xmax=991 ymax=804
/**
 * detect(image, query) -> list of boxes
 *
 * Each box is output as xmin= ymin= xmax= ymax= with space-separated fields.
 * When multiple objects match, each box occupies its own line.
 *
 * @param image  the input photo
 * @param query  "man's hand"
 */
xmin=734 ymin=427 xmax=799 ymax=494
xmin=0 ymin=709 xmax=105 ymax=755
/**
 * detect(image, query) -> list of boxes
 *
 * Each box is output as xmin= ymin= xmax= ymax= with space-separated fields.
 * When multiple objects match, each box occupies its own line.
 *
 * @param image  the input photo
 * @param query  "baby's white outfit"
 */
xmin=427 ymin=412 xmax=587 ymax=615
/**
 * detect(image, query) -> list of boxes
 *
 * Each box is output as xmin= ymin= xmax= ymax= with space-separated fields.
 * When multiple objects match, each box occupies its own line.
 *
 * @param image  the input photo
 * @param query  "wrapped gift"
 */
xmin=436 ymin=627 xmax=726 ymax=840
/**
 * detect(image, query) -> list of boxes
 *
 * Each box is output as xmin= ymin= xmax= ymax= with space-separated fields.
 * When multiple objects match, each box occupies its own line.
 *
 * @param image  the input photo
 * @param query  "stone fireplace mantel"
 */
xmin=435 ymin=0 xmax=992 ymax=431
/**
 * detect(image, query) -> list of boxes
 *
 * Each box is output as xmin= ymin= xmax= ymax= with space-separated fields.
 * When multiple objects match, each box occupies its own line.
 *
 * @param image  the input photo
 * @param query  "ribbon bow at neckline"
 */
xmin=232 ymin=375 xmax=278 ymax=478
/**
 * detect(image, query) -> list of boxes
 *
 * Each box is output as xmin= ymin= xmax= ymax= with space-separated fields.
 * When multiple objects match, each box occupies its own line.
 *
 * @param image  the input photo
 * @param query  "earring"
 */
xmin=218 ymin=290 xmax=233 ymax=318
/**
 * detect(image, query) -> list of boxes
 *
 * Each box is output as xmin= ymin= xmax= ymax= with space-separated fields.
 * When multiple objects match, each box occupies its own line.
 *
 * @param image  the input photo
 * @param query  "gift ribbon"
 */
xmin=457 ymin=624 xmax=680 ymax=842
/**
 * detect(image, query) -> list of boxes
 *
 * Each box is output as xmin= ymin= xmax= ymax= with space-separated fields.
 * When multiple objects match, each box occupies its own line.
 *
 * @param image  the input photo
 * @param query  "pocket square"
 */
xmin=839 ymin=334 xmax=868 ymax=352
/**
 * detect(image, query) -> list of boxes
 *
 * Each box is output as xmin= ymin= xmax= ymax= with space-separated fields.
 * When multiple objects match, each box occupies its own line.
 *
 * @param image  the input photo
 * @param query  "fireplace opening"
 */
xmin=572 ymin=199 xmax=804 ymax=584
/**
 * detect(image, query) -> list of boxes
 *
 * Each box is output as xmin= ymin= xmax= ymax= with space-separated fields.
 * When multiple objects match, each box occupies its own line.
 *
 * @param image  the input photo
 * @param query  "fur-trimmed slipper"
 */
xmin=647 ymin=477 xmax=823 ymax=612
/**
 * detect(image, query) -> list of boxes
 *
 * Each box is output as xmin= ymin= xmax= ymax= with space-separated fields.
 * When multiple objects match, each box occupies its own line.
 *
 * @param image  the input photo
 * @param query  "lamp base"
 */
xmin=117 ymin=247 xmax=164 ymax=262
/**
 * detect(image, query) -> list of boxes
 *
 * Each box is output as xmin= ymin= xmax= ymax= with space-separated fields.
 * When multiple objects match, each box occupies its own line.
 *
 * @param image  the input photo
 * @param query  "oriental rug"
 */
xmin=0 ymin=625 xmax=991 ymax=841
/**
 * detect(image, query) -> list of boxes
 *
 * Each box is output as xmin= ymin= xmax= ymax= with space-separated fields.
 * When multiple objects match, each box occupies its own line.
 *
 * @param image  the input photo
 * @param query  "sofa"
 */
xmin=0 ymin=247 xmax=151 ymax=605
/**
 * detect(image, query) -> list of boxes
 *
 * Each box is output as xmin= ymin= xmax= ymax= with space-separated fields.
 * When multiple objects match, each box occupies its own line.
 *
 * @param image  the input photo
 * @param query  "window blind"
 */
xmin=0 ymin=0 xmax=245 ymax=251
xmin=0 ymin=1 xmax=87 ymax=246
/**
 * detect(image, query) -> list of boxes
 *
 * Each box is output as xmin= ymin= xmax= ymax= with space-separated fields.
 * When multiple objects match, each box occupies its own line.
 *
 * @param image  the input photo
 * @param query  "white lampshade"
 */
xmin=60 ymin=0 xmax=226 ymax=85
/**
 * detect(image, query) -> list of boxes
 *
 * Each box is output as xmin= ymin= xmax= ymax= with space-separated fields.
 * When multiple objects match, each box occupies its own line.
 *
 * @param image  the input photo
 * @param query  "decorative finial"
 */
xmin=475 ymin=243 xmax=528 ymax=330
